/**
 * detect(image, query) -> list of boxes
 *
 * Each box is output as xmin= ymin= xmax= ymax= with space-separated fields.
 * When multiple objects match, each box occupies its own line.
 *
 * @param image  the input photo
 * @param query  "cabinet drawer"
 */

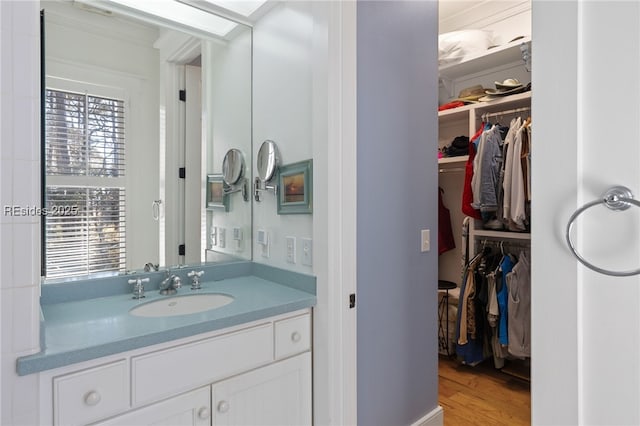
xmin=53 ymin=360 xmax=129 ymax=426
xmin=132 ymin=323 xmax=273 ymax=406
xmin=274 ymin=313 xmax=311 ymax=359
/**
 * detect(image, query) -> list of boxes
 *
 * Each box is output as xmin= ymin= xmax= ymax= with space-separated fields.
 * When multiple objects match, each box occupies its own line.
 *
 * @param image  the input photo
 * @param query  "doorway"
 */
xmin=436 ymin=1 xmax=532 ymax=423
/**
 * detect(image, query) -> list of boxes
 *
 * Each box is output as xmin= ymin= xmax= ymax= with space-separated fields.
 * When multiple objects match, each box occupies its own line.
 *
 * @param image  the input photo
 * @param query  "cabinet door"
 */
xmin=212 ymin=352 xmax=311 ymax=426
xmin=93 ymin=387 xmax=210 ymax=426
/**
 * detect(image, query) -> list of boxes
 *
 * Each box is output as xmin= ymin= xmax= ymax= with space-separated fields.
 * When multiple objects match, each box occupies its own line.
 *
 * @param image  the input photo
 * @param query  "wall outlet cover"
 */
xmin=218 ymin=227 xmax=226 ymax=248
xmin=301 ymin=238 xmax=312 ymax=266
xmin=286 ymin=236 xmax=296 ymax=264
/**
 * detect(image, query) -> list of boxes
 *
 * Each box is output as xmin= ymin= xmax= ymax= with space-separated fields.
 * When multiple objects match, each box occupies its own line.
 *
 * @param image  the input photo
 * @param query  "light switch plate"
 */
xmin=218 ymin=227 xmax=226 ymax=248
xmin=257 ymin=229 xmax=269 ymax=258
xmin=286 ymin=236 xmax=296 ymax=264
xmin=301 ymin=238 xmax=312 ymax=266
xmin=421 ymin=229 xmax=430 ymax=252
xmin=210 ymin=226 xmax=217 ymax=247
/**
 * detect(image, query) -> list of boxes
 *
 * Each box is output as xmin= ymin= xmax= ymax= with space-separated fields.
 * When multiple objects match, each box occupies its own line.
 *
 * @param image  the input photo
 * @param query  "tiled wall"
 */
xmin=0 ymin=1 xmax=42 ymax=424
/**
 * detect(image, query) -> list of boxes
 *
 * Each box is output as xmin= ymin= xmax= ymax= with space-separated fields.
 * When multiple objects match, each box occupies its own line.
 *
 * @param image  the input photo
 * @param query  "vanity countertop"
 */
xmin=17 ymin=266 xmax=316 ymax=376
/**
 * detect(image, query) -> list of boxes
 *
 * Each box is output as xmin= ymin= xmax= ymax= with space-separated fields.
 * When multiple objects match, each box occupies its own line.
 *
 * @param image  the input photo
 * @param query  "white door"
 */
xmin=211 ymin=353 xmax=312 ymax=426
xmin=533 ymin=2 xmax=640 ymax=424
xmin=185 ymin=64 xmax=203 ymax=264
xmin=93 ymin=387 xmax=211 ymax=426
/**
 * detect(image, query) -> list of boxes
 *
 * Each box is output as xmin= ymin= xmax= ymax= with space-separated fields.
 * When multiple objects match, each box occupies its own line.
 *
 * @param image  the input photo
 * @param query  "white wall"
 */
xmin=0 ymin=2 xmax=42 ymax=423
xmin=203 ymin=28 xmax=252 ymax=260
xmin=252 ymin=2 xmax=316 ymax=274
xmin=43 ymin=1 xmax=161 ymax=271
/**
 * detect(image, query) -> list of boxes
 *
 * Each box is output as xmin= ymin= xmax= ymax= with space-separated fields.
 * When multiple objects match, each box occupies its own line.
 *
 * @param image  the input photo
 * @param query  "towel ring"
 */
xmin=565 ymin=186 xmax=640 ymax=277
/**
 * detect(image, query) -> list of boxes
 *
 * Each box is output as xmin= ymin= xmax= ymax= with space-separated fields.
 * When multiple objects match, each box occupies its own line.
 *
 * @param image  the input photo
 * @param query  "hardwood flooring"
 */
xmin=438 ymin=356 xmax=531 ymax=425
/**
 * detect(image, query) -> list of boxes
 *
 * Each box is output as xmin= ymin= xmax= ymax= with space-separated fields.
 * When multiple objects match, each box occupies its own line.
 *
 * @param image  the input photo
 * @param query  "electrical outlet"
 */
xmin=286 ymin=236 xmax=296 ymax=264
xmin=218 ymin=227 xmax=226 ymax=248
xmin=301 ymin=238 xmax=312 ymax=266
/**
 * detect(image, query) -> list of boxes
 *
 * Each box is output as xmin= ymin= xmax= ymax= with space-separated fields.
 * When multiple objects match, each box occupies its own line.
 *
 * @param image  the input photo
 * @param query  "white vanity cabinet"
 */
xmin=93 ymin=387 xmax=211 ymax=426
xmin=39 ymin=309 xmax=312 ymax=426
xmin=212 ymin=353 xmax=311 ymax=426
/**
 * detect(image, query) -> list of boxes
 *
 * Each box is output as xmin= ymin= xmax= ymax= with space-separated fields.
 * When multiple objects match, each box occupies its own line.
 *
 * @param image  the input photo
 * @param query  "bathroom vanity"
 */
xmin=19 ymin=263 xmax=315 ymax=426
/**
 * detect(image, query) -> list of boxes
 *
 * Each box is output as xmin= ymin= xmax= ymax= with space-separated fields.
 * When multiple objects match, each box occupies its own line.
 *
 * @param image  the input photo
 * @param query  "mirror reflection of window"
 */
xmin=44 ymin=88 xmax=126 ymax=279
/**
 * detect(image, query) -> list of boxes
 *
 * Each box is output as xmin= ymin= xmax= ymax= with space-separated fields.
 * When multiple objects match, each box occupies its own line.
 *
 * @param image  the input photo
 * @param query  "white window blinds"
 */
xmin=44 ymin=89 xmax=126 ymax=279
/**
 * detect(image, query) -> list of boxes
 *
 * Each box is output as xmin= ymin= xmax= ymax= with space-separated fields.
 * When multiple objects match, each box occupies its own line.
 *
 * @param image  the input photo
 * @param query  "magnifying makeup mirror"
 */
xmin=222 ymin=149 xmax=248 ymax=201
xmin=254 ymin=140 xmax=280 ymax=202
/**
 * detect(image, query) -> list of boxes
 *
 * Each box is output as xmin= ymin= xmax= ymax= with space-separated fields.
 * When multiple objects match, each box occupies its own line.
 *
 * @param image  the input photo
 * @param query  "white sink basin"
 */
xmin=130 ymin=293 xmax=234 ymax=318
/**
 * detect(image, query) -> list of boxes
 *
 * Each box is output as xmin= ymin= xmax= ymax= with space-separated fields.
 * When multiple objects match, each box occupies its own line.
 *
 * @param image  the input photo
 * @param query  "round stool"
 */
xmin=438 ymin=280 xmax=456 ymax=356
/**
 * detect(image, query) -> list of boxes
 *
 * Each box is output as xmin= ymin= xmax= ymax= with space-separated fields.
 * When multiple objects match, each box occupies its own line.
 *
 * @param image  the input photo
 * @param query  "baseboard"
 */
xmin=411 ymin=405 xmax=444 ymax=426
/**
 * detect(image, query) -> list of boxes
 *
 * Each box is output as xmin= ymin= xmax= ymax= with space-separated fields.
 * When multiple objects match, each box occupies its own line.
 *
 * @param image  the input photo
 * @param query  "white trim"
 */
xmin=410 ymin=406 xmax=444 ymax=426
xmin=317 ymin=1 xmax=357 ymax=424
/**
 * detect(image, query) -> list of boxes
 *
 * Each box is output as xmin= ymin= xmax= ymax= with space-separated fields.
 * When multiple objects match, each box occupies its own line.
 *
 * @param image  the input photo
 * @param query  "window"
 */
xmin=44 ymin=89 xmax=126 ymax=279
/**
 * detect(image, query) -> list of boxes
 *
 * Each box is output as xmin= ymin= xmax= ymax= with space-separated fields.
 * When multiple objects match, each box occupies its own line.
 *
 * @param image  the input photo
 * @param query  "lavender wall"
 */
xmin=356 ymin=1 xmax=439 ymax=424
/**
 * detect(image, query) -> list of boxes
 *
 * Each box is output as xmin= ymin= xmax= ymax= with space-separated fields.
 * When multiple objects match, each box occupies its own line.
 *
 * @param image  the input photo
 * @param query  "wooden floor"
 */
xmin=438 ymin=356 xmax=531 ymax=425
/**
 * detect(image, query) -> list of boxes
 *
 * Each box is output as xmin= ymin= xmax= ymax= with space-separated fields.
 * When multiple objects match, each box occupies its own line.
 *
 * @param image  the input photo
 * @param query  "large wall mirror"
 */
xmin=41 ymin=0 xmax=254 ymax=281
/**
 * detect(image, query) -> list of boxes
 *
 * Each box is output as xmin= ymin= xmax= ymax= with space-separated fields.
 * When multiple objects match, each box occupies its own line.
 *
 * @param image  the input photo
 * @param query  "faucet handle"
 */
xmin=187 ymin=270 xmax=205 ymax=278
xmin=127 ymin=277 xmax=149 ymax=299
xmin=188 ymin=270 xmax=205 ymax=290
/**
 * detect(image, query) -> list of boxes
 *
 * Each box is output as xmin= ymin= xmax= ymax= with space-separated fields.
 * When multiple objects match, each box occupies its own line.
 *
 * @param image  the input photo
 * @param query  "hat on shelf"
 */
xmin=482 ymin=80 xmax=531 ymax=101
xmin=494 ymin=78 xmax=522 ymax=90
xmin=453 ymin=85 xmax=487 ymax=103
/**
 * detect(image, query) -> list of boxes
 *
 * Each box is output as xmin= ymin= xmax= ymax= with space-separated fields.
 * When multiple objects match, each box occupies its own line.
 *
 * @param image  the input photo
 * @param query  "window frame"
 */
xmin=44 ymin=77 xmax=130 ymax=280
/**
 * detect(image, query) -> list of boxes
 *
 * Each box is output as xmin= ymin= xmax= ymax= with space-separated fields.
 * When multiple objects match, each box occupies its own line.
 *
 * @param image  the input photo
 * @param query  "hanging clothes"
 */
xmin=471 ymin=125 xmax=503 ymax=214
xmin=497 ymin=254 xmax=514 ymax=346
xmin=502 ymin=117 xmax=521 ymax=229
xmin=438 ymin=187 xmax=456 ymax=255
xmin=507 ymin=251 xmax=531 ymax=358
xmin=455 ymin=252 xmax=485 ymax=365
xmin=461 ymin=124 xmax=484 ymax=220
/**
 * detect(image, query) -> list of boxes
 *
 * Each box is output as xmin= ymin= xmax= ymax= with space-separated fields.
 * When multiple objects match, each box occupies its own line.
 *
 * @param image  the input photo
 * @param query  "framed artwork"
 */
xmin=277 ymin=159 xmax=312 ymax=215
xmin=207 ymin=174 xmax=229 ymax=211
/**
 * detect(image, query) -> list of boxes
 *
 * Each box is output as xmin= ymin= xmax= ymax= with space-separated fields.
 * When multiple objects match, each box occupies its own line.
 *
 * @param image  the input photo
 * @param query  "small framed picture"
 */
xmin=277 ymin=159 xmax=312 ymax=215
xmin=207 ymin=174 xmax=229 ymax=211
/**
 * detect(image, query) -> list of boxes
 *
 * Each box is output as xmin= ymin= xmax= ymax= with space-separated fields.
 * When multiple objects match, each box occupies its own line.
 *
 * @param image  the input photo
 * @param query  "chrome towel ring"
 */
xmin=565 ymin=186 xmax=640 ymax=277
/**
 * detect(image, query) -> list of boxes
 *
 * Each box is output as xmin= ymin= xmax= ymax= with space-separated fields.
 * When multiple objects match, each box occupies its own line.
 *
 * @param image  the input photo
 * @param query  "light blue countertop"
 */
xmin=17 ymin=264 xmax=316 ymax=376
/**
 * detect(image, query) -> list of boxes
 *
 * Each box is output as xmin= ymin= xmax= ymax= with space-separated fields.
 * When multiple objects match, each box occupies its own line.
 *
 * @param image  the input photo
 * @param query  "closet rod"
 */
xmin=479 ymin=239 xmax=530 ymax=251
xmin=480 ymin=106 xmax=531 ymax=121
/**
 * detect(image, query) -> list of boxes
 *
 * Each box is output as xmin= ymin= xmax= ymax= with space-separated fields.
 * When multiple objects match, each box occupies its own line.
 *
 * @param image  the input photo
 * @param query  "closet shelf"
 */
xmin=438 ymin=155 xmax=468 ymax=165
xmin=471 ymin=229 xmax=531 ymax=240
xmin=438 ymin=92 xmax=531 ymax=126
xmin=439 ymin=36 xmax=531 ymax=81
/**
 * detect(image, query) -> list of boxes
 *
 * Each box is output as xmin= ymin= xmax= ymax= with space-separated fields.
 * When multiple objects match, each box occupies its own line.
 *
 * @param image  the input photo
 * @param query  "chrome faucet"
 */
xmin=128 ymin=277 xmax=149 ymax=299
xmin=187 ymin=270 xmax=205 ymax=290
xmin=160 ymin=271 xmax=182 ymax=295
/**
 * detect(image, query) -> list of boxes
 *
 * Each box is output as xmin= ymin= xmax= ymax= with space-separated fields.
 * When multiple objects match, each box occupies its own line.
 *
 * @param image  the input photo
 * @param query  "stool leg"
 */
xmin=438 ymin=292 xmax=446 ymax=355
xmin=444 ymin=290 xmax=450 ymax=356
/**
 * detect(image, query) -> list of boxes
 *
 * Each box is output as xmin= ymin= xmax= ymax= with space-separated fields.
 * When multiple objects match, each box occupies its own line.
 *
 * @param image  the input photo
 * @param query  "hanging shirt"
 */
xmin=510 ymin=125 xmax=527 ymax=230
xmin=461 ymin=125 xmax=484 ymax=220
xmin=471 ymin=125 xmax=503 ymax=212
xmin=438 ymin=187 xmax=456 ymax=255
xmin=502 ymin=117 xmax=521 ymax=225
xmin=507 ymin=251 xmax=531 ymax=358
xmin=497 ymin=254 xmax=514 ymax=346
